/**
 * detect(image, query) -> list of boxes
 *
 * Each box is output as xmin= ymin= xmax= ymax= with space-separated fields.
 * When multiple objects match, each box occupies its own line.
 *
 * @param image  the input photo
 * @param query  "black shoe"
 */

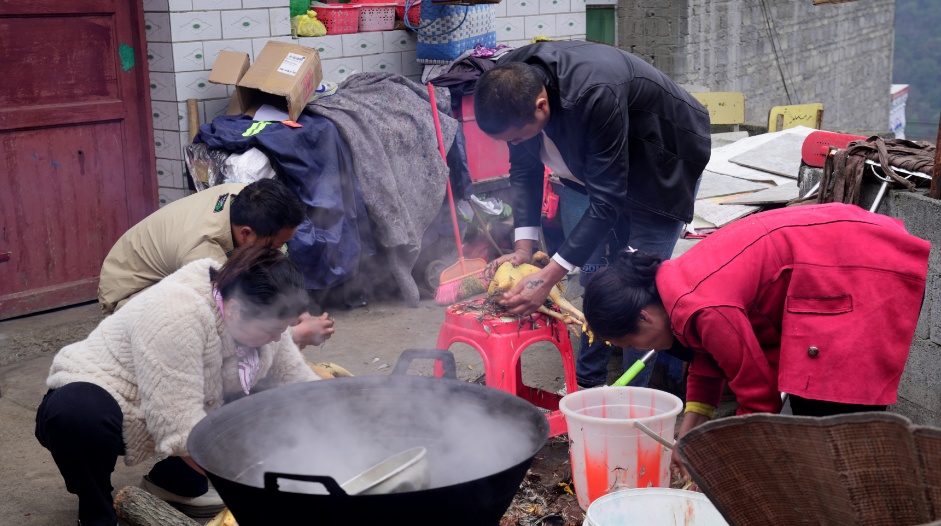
xmin=139 ymin=475 xmax=225 ymax=518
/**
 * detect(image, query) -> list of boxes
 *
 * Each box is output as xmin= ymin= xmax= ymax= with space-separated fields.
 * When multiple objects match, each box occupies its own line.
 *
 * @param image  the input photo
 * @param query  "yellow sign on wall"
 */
xmin=691 ymin=92 xmax=745 ymax=126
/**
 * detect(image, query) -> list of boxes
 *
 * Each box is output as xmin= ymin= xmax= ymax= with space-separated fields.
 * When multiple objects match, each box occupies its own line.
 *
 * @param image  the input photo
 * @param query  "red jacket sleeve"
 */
xmin=686 ymin=349 xmax=725 ymax=408
xmin=685 ymin=306 xmax=783 ymax=415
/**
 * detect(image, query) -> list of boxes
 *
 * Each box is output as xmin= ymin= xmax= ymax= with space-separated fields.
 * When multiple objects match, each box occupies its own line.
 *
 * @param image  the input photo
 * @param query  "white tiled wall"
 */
xmin=171 ymin=41 xmax=207 ymax=71
xmin=142 ymin=0 xmax=585 ymax=205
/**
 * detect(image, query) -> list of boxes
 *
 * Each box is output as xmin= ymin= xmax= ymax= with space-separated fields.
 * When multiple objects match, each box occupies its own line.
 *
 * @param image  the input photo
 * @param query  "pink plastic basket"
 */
xmin=357 ymin=3 xmax=396 ymax=31
xmin=396 ymin=1 xmax=420 ymax=25
xmin=313 ymin=4 xmax=361 ymax=35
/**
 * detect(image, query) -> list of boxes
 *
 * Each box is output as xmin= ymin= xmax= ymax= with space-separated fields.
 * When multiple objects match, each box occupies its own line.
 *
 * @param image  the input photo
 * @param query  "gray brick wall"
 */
xmin=617 ymin=0 xmax=895 ymax=134
xmin=884 ymin=190 xmax=941 ymax=426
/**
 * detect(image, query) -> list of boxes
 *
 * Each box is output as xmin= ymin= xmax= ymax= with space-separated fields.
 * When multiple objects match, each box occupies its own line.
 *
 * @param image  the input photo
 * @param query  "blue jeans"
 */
xmin=558 ymin=186 xmax=686 ymax=388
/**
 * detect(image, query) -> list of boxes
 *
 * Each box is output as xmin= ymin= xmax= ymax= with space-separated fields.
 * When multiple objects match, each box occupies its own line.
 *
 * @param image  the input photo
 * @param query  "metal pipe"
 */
xmin=870 ymin=179 xmax=891 ymax=213
xmin=633 ymin=421 xmax=675 ymax=450
xmin=803 ymin=181 xmax=820 ymax=199
xmin=863 ymin=160 xmax=930 ymax=181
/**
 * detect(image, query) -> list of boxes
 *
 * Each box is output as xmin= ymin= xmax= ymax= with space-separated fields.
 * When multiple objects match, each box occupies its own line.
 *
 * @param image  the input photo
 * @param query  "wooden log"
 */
xmin=114 ymin=486 xmax=200 ymax=526
xmin=187 ymin=98 xmax=200 ymax=144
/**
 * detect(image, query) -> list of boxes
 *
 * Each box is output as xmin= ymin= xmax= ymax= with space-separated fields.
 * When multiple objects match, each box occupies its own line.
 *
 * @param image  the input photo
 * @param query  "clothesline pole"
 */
xmin=930 ymin=113 xmax=941 ymax=199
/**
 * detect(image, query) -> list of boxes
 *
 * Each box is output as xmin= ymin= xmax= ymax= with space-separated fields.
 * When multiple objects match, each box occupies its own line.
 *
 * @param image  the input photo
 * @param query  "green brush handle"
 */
xmin=611 ymin=350 xmax=658 ymax=387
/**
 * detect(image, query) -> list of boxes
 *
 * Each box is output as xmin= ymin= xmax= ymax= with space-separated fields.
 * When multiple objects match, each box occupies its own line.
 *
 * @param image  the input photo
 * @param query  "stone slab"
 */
xmin=721 ymin=182 xmax=799 ymax=205
xmin=728 ymin=133 xmax=805 ymax=179
xmin=696 ymin=170 xmax=770 ymax=200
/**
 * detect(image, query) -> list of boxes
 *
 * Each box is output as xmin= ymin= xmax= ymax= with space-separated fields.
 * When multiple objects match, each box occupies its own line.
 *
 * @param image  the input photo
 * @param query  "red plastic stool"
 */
xmin=436 ymin=298 xmax=578 ymax=437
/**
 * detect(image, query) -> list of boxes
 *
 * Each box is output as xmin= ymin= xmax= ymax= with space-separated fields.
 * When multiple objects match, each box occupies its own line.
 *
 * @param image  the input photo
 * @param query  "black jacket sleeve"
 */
xmin=555 ymin=85 xmax=630 ymax=267
xmin=508 ymin=138 xmax=546 ymax=231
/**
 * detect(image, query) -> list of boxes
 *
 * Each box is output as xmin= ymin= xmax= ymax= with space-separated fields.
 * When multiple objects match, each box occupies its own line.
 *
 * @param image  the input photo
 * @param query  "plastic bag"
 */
xmin=184 ymin=143 xmax=229 ymax=191
xmin=222 ymin=148 xmax=277 ymax=184
xmin=292 ymin=10 xmax=327 ymax=37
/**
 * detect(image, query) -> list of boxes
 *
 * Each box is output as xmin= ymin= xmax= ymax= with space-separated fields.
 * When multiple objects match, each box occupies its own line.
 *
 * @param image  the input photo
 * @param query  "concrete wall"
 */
xmin=141 ymin=0 xmax=587 ymax=207
xmin=617 ymin=0 xmax=895 ymax=135
xmin=881 ymin=190 xmax=941 ymax=426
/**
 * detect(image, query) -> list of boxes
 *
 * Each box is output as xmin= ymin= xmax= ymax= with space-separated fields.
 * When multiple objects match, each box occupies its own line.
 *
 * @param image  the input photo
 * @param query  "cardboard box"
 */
xmin=208 ymin=41 xmax=322 ymax=122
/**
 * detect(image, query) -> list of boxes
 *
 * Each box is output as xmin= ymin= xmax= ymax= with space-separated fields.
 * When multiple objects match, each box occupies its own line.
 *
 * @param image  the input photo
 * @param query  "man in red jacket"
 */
xmin=582 ymin=203 xmax=929 ymax=463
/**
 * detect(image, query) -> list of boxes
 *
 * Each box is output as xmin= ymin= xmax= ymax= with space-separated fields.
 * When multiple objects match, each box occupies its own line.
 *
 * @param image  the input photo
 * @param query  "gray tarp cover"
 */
xmin=308 ymin=72 xmax=457 ymax=306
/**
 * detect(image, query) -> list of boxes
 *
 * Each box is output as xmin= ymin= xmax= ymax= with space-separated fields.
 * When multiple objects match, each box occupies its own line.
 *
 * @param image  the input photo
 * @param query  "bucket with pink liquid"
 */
xmin=559 ymin=387 xmax=683 ymax=511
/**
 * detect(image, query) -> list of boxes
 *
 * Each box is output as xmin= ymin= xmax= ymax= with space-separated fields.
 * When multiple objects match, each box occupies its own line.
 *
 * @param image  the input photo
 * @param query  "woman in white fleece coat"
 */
xmin=35 ymin=246 xmax=322 ymax=526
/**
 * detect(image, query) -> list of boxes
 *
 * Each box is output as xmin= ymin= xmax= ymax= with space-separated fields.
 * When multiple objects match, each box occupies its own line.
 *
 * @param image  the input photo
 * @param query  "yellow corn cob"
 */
xmin=207 ymin=508 xmax=238 ymax=526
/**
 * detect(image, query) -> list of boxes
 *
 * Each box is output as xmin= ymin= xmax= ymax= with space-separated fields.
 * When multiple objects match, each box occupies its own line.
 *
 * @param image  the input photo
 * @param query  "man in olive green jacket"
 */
xmin=98 ymin=179 xmax=334 ymax=347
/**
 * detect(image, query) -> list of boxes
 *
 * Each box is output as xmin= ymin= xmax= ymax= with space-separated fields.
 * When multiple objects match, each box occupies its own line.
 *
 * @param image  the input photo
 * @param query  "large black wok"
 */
xmin=188 ymin=350 xmax=550 ymax=525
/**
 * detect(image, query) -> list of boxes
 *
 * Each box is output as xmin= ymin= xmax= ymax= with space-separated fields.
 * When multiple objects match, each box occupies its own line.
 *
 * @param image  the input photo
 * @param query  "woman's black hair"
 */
xmin=210 ymin=245 xmax=308 ymax=320
xmin=583 ymin=250 xmax=664 ymax=341
xmin=474 ymin=63 xmax=544 ymax=135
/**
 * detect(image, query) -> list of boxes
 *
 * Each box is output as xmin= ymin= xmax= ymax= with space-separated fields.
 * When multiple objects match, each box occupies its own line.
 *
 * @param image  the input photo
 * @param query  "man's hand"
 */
xmin=486 ymin=238 xmax=535 ymax=280
xmin=486 ymin=248 xmax=531 ymax=280
xmin=497 ymin=263 xmax=567 ymax=316
xmin=290 ymin=312 xmax=335 ymax=348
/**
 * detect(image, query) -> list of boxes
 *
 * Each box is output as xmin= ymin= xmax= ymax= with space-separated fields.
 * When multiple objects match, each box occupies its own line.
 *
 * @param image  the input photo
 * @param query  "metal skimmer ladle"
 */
xmin=340 ymin=447 xmax=430 ymax=496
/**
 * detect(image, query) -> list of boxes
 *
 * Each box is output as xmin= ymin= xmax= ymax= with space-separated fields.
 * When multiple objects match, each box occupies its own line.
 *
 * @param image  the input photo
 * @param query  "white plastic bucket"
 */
xmin=583 ymin=488 xmax=729 ymax=526
xmin=559 ymin=387 xmax=683 ymax=511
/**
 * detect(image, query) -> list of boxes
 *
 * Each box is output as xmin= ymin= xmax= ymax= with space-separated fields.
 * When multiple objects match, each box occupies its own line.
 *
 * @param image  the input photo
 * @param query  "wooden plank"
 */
xmin=0 ymin=121 xmax=130 ymax=298
xmin=0 ymin=0 xmax=116 ymax=15
xmin=0 ymin=101 xmax=126 ymax=131
xmin=0 ymin=15 xmax=119 ymax=108
xmin=0 ymin=278 xmax=98 ymax=321
xmin=691 ymin=92 xmax=745 ymax=125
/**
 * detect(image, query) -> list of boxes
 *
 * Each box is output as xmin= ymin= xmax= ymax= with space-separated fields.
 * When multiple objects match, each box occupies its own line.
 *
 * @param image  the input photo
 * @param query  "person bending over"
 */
xmin=583 ymin=203 xmax=929 ymax=470
xmin=474 ymin=41 xmax=711 ymax=388
xmin=38 ymin=246 xmax=330 ymax=525
xmin=98 ymin=178 xmax=333 ymax=347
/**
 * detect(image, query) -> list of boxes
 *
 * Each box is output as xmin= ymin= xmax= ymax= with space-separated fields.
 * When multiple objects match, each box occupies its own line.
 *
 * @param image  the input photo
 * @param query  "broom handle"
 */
xmin=427 ymin=83 xmax=468 ymax=274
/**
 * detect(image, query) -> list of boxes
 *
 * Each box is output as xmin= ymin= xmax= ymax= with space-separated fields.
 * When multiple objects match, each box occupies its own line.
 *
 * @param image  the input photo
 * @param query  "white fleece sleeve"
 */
xmin=130 ymin=290 xmax=212 ymax=459
xmin=255 ymin=333 xmax=321 ymax=391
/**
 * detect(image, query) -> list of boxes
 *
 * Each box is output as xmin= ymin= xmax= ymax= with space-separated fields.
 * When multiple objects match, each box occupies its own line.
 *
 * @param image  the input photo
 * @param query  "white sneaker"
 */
xmin=139 ymin=475 xmax=225 ymax=518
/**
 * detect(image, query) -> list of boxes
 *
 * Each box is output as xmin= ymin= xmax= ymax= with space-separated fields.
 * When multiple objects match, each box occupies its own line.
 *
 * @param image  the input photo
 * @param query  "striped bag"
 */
xmin=407 ymin=0 xmax=496 ymax=65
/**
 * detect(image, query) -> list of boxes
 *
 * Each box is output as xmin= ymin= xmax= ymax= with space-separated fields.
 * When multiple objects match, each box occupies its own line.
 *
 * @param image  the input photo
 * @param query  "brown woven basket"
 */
xmin=675 ymin=413 xmax=941 ymax=526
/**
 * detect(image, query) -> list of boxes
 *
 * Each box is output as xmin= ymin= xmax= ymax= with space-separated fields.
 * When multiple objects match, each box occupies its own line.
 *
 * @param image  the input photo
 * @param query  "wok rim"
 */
xmin=188 ymin=374 xmax=551 ymax=494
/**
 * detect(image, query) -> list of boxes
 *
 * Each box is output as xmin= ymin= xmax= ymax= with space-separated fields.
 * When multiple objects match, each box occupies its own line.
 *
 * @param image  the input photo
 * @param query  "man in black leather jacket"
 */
xmin=474 ymin=41 xmax=711 ymax=388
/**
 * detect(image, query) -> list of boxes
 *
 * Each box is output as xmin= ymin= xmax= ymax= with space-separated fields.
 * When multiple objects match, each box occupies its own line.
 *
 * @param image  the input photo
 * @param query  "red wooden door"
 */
xmin=0 ymin=0 xmax=156 ymax=320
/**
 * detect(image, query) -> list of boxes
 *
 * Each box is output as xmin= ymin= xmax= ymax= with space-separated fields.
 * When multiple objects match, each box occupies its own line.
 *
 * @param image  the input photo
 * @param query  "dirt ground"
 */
xmin=0 ymin=296 xmax=594 ymax=525
xmin=0 ymin=240 xmax=698 ymax=525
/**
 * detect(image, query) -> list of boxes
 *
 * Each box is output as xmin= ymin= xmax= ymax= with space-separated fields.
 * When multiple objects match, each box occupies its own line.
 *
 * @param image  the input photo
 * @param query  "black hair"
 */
xmin=583 ymin=250 xmax=664 ymax=341
xmin=474 ymin=63 xmax=544 ymax=135
xmin=210 ymin=245 xmax=308 ymax=320
xmin=230 ymin=178 xmax=305 ymax=237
